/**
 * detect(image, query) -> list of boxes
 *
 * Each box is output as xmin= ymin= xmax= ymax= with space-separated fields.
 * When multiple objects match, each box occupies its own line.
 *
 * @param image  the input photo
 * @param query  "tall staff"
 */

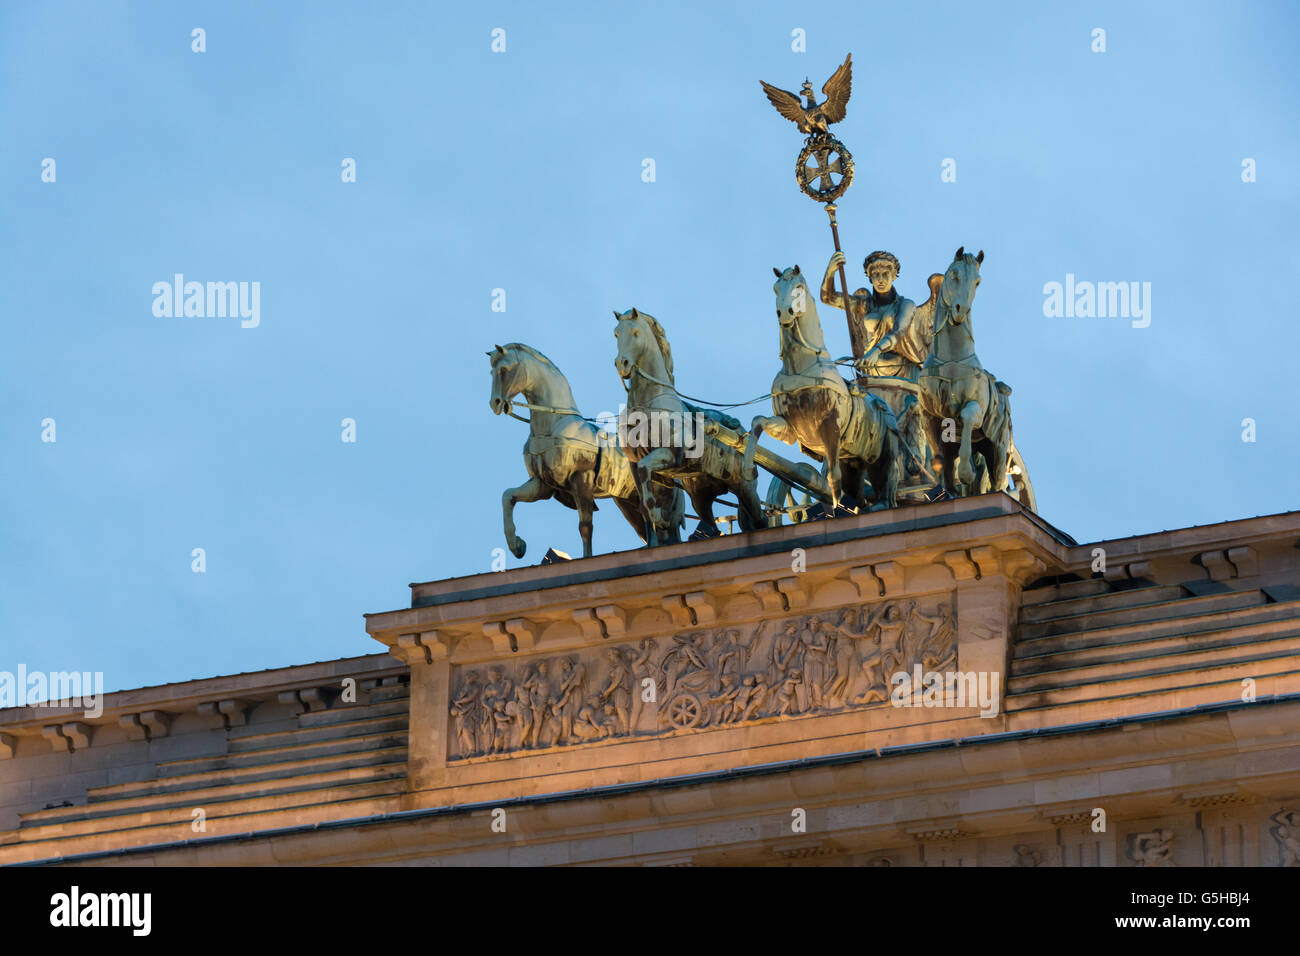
xmin=822 ymin=201 xmax=858 ymax=364
xmin=759 ymin=54 xmax=858 ymax=362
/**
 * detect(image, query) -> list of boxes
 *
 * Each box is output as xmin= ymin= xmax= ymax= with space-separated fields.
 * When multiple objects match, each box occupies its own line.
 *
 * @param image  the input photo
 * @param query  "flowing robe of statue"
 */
xmin=819 ymin=254 xmax=931 ymax=472
xmin=858 ymin=289 xmax=918 ymax=380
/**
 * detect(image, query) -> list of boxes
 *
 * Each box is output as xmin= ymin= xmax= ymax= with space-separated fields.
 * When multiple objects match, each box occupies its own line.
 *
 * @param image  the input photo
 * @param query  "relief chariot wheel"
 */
xmin=796 ymin=134 xmax=854 ymax=203
xmin=664 ymin=690 xmax=708 ymax=730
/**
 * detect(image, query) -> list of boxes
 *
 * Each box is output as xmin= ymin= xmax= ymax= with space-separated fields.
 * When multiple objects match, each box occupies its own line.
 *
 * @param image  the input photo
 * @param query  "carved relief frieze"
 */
xmin=1013 ymin=844 xmax=1043 ymax=867
xmin=447 ymin=597 xmax=957 ymax=760
xmin=1270 ymin=809 xmax=1300 ymax=866
xmin=1128 ymin=829 xmax=1175 ymax=867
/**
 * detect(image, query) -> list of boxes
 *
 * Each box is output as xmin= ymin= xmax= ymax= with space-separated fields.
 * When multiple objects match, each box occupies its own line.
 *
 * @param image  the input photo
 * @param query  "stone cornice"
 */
xmin=366 ymin=495 xmax=1067 ymax=663
xmin=1060 ymin=511 xmax=1300 ymax=573
xmin=396 ymin=495 xmax=1066 ymax=609
xmin=0 ymin=652 xmax=404 ymax=736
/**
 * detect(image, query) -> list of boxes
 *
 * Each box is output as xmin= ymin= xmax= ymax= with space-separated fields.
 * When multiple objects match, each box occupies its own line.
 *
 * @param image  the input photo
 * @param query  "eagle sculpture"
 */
xmin=759 ymin=54 xmax=852 ymax=135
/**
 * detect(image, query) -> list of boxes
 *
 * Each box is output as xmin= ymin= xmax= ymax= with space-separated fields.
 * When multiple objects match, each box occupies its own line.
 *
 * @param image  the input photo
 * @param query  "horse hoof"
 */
xmin=689 ymin=521 xmax=722 ymax=540
xmin=510 ymin=538 xmax=527 ymax=559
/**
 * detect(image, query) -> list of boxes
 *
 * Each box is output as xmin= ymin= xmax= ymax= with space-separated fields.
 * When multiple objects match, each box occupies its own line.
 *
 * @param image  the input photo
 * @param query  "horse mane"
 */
xmin=500 ymin=343 xmax=578 ymax=408
xmin=639 ymin=313 xmax=674 ymax=383
xmin=503 ymin=342 xmax=558 ymax=372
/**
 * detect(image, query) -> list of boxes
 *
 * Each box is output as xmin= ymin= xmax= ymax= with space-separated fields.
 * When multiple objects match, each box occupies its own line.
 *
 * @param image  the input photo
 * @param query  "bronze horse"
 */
xmin=916 ymin=249 xmax=1015 ymax=497
xmin=489 ymin=343 xmax=684 ymax=557
xmin=745 ymin=266 xmax=910 ymax=511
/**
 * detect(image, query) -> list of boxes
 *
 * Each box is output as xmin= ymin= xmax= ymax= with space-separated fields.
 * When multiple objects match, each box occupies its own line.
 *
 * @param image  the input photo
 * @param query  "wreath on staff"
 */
xmin=796 ymin=133 xmax=854 ymax=203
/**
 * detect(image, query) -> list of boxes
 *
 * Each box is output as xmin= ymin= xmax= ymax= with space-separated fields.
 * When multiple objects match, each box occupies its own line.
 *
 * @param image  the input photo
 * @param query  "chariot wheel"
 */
xmin=765 ymin=475 xmax=817 ymax=526
xmin=796 ymin=135 xmax=854 ymax=203
xmin=764 ymin=456 xmax=832 ymax=525
xmin=1007 ymin=442 xmax=1037 ymax=513
xmin=665 ymin=691 xmax=707 ymax=730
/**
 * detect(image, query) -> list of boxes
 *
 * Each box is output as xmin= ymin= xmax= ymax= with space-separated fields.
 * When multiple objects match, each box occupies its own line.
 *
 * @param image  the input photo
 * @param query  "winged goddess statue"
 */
xmin=759 ymin=53 xmax=852 ymax=135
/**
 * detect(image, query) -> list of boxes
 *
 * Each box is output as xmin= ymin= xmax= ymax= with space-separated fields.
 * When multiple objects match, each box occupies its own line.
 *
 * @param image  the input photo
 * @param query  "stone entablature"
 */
xmin=372 ymin=495 xmax=1063 ymax=670
xmin=365 ymin=495 xmax=1064 ymax=797
xmin=363 ymin=497 xmax=1300 ymax=810
xmin=3 ymin=498 xmax=1299 ymax=866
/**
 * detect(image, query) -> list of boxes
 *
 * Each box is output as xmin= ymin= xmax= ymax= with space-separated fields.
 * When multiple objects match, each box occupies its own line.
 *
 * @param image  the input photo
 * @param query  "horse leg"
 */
xmin=817 ymin=409 xmax=842 ymax=509
xmin=631 ymin=462 xmax=658 ymax=547
xmin=841 ymin=460 xmax=866 ymax=511
xmin=927 ymin=416 xmax=956 ymax=497
xmin=972 ymin=444 xmax=991 ymax=494
xmin=502 ymin=476 xmax=552 ymax=559
xmin=577 ymin=497 xmax=595 ymax=557
xmin=744 ymin=417 xmax=768 ymax=481
xmin=979 ymin=435 xmax=1009 ymax=494
xmin=864 ymin=455 xmax=883 ymax=510
xmin=734 ymin=476 xmax=767 ymax=531
xmin=656 ymin=484 xmax=685 ymax=543
xmin=871 ymin=434 xmax=903 ymax=510
xmin=746 ymin=415 xmax=797 ymax=481
xmin=941 ymin=416 xmax=961 ymax=496
xmin=757 ymin=414 xmax=798 ymax=446
xmin=685 ymin=479 xmax=720 ymax=538
xmin=568 ymin=471 xmax=598 ymax=558
xmin=898 ymin=397 xmax=925 ymax=477
xmin=632 ymin=448 xmax=676 ymax=544
xmin=613 ymin=495 xmax=651 ymax=545
xmin=958 ymin=400 xmax=982 ymax=489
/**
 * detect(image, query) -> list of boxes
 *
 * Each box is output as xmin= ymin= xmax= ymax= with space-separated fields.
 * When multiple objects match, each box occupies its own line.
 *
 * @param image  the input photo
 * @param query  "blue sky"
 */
xmin=2 ymin=0 xmax=1297 ymax=692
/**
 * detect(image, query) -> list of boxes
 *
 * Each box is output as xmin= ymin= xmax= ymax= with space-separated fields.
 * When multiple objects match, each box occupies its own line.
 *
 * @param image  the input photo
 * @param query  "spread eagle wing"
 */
xmin=759 ymin=80 xmax=809 ymax=129
xmin=819 ymin=53 xmax=853 ymax=124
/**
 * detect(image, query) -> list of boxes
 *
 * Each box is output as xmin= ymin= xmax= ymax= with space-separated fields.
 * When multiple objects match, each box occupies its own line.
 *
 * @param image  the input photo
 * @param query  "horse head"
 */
xmin=488 ymin=342 xmax=574 ymax=418
xmin=940 ymin=246 xmax=984 ymax=323
xmin=771 ymin=265 xmax=828 ymax=364
xmin=487 ymin=343 xmax=519 ymax=415
xmin=772 ymin=265 xmax=811 ymax=329
xmin=613 ymin=308 xmax=673 ymax=384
